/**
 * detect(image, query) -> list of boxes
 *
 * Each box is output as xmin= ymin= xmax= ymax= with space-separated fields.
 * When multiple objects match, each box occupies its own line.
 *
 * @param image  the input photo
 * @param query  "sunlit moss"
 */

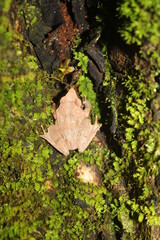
xmin=1 ymin=0 xmax=160 ymax=239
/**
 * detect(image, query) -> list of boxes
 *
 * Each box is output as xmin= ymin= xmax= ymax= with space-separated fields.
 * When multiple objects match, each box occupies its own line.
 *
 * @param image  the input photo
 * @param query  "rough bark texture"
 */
xmin=1 ymin=0 xmax=160 ymax=239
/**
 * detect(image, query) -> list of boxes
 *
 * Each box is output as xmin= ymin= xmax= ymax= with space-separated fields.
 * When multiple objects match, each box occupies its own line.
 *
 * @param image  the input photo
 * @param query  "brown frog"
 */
xmin=40 ymin=88 xmax=101 ymax=156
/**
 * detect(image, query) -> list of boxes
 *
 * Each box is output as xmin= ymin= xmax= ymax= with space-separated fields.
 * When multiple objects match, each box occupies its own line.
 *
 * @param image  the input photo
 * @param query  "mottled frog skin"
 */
xmin=40 ymin=88 xmax=101 ymax=156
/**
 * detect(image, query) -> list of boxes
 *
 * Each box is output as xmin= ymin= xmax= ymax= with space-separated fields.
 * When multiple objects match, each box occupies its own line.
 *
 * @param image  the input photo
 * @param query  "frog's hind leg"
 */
xmin=78 ymin=116 xmax=101 ymax=153
xmin=40 ymin=125 xmax=69 ymax=156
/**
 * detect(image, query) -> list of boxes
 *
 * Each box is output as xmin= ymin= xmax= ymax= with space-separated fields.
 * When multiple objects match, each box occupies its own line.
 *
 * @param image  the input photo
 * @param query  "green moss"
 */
xmin=17 ymin=0 xmax=39 ymax=29
xmin=0 ymin=0 xmax=12 ymax=12
xmin=117 ymin=0 xmax=160 ymax=46
xmin=102 ymin=61 xmax=160 ymax=237
xmin=42 ymin=145 xmax=113 ymax=239
xmin=0 ymin=1 xmax=115 ymax=239
xmin=0 ymin=2 xmax=55 ymax=238
xmin=73 ymin=50 xmax=101 ymax=120
xmin=117 ymin=0 xmax=160 ymax=75
xmin=1 ymin=0 xmax=160 ymax=239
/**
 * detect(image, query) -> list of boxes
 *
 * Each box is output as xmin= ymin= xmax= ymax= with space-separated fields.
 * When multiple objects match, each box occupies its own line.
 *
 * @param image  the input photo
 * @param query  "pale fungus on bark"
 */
xmin=74 ymin=161 xmax=102 ymax=185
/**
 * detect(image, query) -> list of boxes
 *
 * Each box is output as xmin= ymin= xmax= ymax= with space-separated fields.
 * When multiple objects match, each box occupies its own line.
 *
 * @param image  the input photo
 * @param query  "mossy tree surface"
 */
xmin=0 ymin=1 xmax=113 ymax=239
xmin=0 ymin=0 xmax=160 ymax=240
xmin=0 ymin=2 xmax=54 ymax=238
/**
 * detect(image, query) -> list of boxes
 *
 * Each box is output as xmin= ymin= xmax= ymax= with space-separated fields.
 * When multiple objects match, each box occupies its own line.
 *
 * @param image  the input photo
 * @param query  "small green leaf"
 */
xmin=138 ymin=213 xmax=144 ymax=222
xmin=35 ymin=183 xmax=40 ymax=192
